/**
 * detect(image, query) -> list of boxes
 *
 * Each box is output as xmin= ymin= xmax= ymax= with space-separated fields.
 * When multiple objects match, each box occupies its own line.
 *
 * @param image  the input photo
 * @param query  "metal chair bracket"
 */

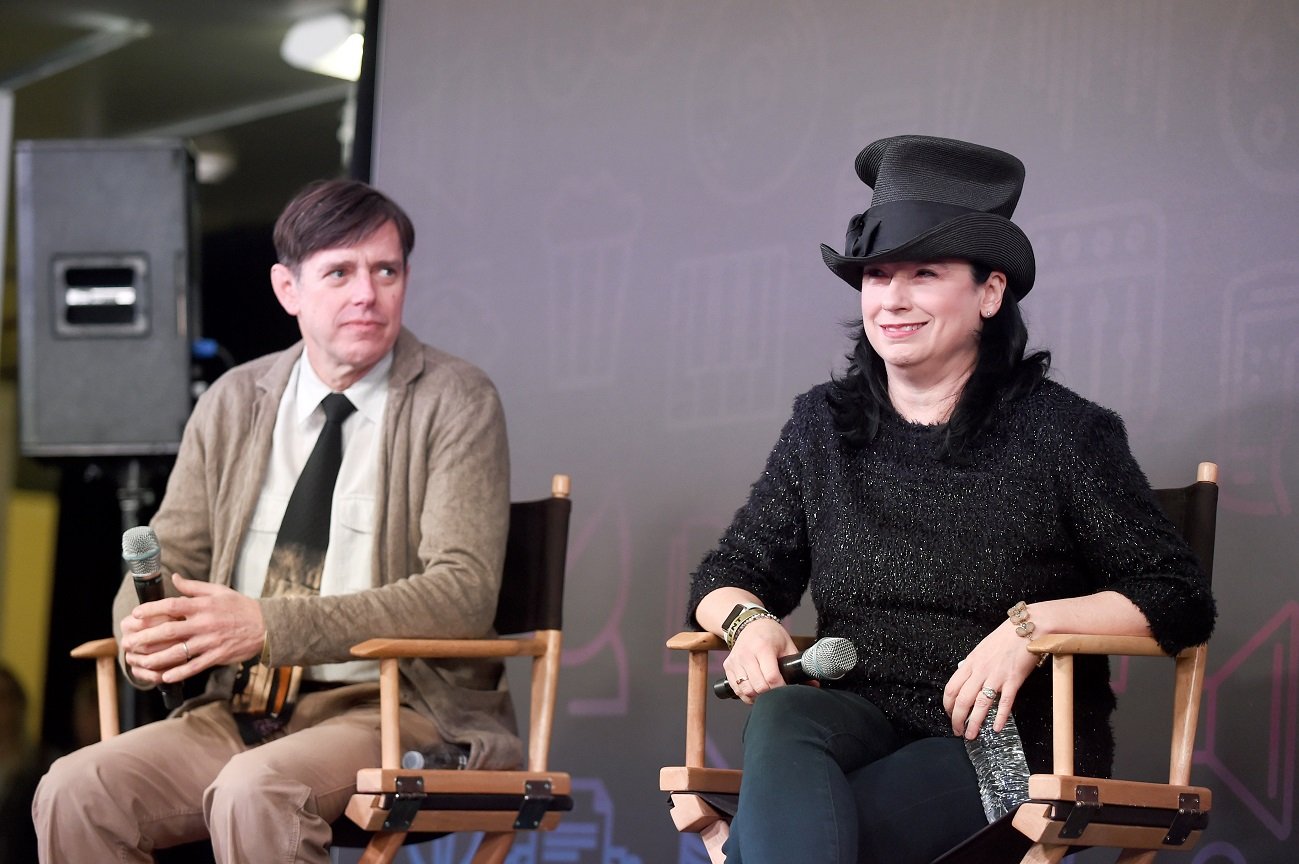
xmin=382 ymin=775 xmax=426 ymax=831
xmin=514 ymin=779 xmax=554 ymax=829
xmin=1163 ymin=792 xmax=1202 ymax=846
xmin=1057 ymin=784 xmax=1100 ymax=839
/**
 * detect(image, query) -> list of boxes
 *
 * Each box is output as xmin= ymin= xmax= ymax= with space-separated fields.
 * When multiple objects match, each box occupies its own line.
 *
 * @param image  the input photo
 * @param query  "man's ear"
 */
xmin=270 ymin=263 xmax=300 ymax=316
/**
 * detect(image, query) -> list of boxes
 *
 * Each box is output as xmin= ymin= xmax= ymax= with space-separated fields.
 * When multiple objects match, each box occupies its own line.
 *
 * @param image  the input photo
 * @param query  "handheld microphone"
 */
xmin=121 ymin=526 xmax=184 ymax=709
xmin=713 ymin=636 xmax=858 ymax=699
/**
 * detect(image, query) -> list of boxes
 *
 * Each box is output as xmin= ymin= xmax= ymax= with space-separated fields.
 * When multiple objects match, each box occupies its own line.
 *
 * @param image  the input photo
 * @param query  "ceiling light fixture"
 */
xmin=280 ymin=13 xmax=363 ymax=82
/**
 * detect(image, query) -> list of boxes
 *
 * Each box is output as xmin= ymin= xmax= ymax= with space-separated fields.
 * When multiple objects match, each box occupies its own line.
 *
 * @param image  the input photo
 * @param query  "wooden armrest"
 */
xmin=1029 ymin=634 xmax=1196 ymax=658
xmin=660 ymin=766 xmax=743 ymax=794
xmin=350 ymin=635 xmax=550 ymax=659
xmin=71 ymin=637 xmax=119 ymax=659
xmin=665 ymin=631 xmax=816 ymax=652
xmin=667 ymin=631 xmax=726 ymax=651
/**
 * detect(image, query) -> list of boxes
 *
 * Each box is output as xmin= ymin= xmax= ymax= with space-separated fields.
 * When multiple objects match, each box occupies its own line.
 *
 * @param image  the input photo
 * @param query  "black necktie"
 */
xmin=275 ymin=392 xmax=357 ymax=553
xmin=231 ymin=392 xmax=357 ymax=738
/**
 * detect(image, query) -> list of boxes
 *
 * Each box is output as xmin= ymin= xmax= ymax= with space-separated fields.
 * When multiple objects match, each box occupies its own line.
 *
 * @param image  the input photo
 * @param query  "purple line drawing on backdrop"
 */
xmin=1195 ymin=601 xmax=1298 ymax=840
xmin=686 ymin=0 xmax=826 ymax=204
xmin=407 ymin=259 xmax=507 ymax=373
xmin=520 ymin=0 xmax=605 ymax=107
xmin=383 ymin=44 xmax=515 ymax=231
xmin=1217 ymin=0 xmax=1299 ymax=193
xmin=544 ymin=173 xmax=641 ymax=392
xmin=927 ymin=0 xmax=999 ymax=141
xmin=666 ymin=248 xmax=791 ymax=429
xmin=521 ymin=1 xmax=670 ymax=107
xmin=561 ymin=486 xmax=632 ymax=716
xmin=1019 ymin=0 xmax=1175 ymax=145
xmin=1216 ymin=262 xmax=1299 ymax=517
xmin=1026 ymin=201 xmax=1168 ymax=427
xmin=1191 ymin=840 xmax=1248 ymax=863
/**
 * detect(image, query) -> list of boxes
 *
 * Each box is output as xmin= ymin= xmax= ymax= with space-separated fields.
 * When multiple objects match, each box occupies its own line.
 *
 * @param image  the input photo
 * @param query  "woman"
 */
xmin=687 ymin=135 xmax=1215 ymax=863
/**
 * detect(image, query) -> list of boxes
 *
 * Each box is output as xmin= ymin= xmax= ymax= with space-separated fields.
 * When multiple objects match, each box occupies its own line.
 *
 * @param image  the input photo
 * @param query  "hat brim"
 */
xmin=821 ymin=212 xmax=1035 ymax=299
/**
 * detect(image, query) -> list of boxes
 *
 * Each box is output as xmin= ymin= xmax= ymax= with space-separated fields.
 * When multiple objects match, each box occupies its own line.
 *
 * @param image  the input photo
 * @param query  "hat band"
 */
xmin=848 ymin=200 xmax=979 ymax=257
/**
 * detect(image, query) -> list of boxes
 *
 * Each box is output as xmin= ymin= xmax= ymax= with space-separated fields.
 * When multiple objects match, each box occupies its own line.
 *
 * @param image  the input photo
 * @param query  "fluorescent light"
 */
xmin=281 ymin=13 xmax=363 ymax=82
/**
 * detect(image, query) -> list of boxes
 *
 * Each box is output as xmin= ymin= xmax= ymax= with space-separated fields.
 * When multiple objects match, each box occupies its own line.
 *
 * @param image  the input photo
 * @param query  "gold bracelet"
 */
xmin=724 ymin=607 xmax=778 ymax=649
xmin=1007 ymin=601 xmax=1049 ymax=667
xmin=259 ymin=629 xmax=271 ymax=666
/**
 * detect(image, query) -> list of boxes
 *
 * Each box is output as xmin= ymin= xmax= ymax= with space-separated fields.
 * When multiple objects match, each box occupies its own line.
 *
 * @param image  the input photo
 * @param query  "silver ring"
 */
xmin=980 ymin=686 xmax=998 ymax=700
xmin=181 ymin=641 xmax=191 ymax=662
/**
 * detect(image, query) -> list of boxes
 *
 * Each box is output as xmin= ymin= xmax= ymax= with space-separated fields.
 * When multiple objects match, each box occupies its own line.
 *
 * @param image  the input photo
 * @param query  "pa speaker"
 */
xmin=16 ymin=139 xmax=201 ymax=457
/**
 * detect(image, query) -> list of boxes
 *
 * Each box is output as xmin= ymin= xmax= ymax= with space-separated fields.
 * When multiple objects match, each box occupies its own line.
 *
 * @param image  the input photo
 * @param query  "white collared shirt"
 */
xmin=232 ymin=350 xmax=391 ymax=682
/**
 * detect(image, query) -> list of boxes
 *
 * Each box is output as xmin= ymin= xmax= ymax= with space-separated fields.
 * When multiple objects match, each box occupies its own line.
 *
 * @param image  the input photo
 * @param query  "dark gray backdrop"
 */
xmin=368 ymin=2 xmax=1299 ymax=861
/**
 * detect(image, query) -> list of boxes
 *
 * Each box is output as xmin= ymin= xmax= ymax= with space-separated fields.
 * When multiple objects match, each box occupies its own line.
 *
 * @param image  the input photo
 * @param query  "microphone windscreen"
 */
xmin=122 ymin=526 xmax=162 ymax=576
xmin=800 ymin=637 xmax=857 ymax=680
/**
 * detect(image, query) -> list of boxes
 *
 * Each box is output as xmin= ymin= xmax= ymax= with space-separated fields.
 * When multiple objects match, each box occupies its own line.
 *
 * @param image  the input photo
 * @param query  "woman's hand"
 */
xmin=942 ymin=618 xmax=1039 ymax=739
xmin=723 ymin=617 xmax=799 ymax=705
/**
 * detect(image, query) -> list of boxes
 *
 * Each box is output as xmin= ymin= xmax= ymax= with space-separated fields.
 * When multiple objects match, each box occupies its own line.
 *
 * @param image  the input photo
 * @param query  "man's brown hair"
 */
xmin=273 ymin=178 xmax=415 ymax=271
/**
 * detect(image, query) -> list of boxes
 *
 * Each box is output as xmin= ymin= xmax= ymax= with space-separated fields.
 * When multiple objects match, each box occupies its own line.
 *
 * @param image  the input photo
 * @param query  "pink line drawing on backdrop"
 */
xmin=1216 ymin=262 xmax=1299 ymax=517
xmin=1196 ymin=601 xmax=1298 ymax=840
xmin=561 ymin=487 xmax=632 ymax=716
xmin=663 ymin=518 xmax=731 ymax=678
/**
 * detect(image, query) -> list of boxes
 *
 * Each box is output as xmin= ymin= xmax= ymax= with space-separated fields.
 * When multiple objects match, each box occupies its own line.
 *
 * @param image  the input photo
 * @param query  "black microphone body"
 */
xmin=122 ymin=527 xmax=184 ymax=709
xmin=713 ymin=637 xmax=857 ymax=699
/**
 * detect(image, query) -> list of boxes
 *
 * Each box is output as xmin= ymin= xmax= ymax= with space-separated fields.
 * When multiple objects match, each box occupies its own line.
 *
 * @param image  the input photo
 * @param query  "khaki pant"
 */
xmin=32 ymin=684 xmax=439 ymax=863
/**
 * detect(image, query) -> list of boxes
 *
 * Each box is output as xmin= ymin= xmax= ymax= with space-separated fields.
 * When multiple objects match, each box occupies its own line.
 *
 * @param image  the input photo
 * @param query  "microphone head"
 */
xmin=800 ymin=637 xmax=857 ymax=681
xmin=122 ymin=526 xmax=162 ymax=576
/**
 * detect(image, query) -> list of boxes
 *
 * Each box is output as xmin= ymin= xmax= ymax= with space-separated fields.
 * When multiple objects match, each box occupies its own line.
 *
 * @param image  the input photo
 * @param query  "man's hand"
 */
xmin=120 ymin=574 xmax=266 ymax=685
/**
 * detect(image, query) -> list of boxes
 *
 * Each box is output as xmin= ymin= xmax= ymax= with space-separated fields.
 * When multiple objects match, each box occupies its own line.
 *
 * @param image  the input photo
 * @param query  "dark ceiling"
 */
xmin=1 ymin=0 xmax=365 ymax=230
xmin=1 ymin=0 xmax=371 ymax=370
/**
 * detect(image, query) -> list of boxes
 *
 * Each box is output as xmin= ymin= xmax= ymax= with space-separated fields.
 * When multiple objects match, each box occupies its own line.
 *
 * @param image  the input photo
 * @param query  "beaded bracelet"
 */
xmin=1007 ymin=601 xmax=1049 ymax=667
xmin=724 ymin=605 xmax=779 ymax=649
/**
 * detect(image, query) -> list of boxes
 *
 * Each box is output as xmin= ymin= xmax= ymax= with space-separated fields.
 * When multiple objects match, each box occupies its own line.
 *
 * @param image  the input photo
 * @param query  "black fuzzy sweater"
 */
xmin=687 ymin=379 xmax=1216 ymax=777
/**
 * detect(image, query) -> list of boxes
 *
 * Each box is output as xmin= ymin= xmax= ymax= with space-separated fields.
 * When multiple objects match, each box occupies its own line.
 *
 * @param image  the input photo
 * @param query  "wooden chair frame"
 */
xmin=73 ymin=473 xmax=573 ymax=864
xmin=661 ymin=463 xmax=1218 ymax=864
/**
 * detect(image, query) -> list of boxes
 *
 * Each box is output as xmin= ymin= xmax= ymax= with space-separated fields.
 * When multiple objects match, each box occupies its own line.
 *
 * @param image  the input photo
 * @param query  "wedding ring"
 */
xmin=181 ymin=641 xmax=191 ymax=662
xmin=980 ymin=686 xmax=998 ymax=700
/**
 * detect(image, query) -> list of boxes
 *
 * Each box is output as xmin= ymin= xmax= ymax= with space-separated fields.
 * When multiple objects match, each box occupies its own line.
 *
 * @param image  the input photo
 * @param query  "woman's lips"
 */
xmin=878 ymin=322 xmax=926 ymax=338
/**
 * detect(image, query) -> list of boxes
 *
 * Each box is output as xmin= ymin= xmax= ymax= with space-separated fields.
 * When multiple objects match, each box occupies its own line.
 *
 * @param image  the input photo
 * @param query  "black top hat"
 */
xmin=820 ymin=135 xmax=1036 ymax=299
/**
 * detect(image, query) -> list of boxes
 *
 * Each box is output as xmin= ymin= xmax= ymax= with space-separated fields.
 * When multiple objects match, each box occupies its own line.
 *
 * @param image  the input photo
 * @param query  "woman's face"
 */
xmin=860 ymin=259 xmax=1006 ymax=383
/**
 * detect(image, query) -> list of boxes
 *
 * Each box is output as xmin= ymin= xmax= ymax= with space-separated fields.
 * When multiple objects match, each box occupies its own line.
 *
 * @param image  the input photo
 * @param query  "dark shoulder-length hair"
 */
xmin=827 ymin=263 xmax=1051 ymax=459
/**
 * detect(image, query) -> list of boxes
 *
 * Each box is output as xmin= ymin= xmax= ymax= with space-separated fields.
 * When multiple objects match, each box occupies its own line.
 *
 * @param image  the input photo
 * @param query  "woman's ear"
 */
xmin=980 ymin=271 xmax=1007 ymax=318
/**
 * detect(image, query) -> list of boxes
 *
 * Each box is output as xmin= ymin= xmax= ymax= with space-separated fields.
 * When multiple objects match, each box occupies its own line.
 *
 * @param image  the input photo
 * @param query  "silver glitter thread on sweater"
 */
xmin=688 ymin=378 xmax=1216 ymax=778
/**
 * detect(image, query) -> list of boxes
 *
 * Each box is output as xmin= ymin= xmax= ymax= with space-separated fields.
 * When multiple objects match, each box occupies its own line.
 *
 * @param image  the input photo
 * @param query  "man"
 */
xmin=33 ymin=179 xmax=516 ymax=862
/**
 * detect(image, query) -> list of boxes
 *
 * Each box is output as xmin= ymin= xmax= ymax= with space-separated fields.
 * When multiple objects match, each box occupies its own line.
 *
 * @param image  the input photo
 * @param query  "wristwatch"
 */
xmin=722 ymin=602 xmax=765 ymax=630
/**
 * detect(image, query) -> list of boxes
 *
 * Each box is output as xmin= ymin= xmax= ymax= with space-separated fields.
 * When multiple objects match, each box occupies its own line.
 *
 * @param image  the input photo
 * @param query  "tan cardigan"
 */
xmin=113 ymin=328 xmax=521 ymax=767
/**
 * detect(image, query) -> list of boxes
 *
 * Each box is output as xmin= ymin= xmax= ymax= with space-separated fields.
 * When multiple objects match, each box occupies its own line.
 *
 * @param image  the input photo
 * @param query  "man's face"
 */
xmin=271 ymin=220 xmax=407 ymax=390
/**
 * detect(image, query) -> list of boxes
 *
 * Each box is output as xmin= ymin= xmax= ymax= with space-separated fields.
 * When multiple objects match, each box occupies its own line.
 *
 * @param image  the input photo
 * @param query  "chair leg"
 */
xmin=699 ymin=819 xmax=729 ymax=864
xmin=1020 ymin=842 xmax=1070 ymax=864
xmin=470 ymin=831 xmax=516 ymax=864
xmin=358 ymin=831 xmax=407 ymax=864
xmin=1115 ymin=851 xmax=1158 ymax=864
